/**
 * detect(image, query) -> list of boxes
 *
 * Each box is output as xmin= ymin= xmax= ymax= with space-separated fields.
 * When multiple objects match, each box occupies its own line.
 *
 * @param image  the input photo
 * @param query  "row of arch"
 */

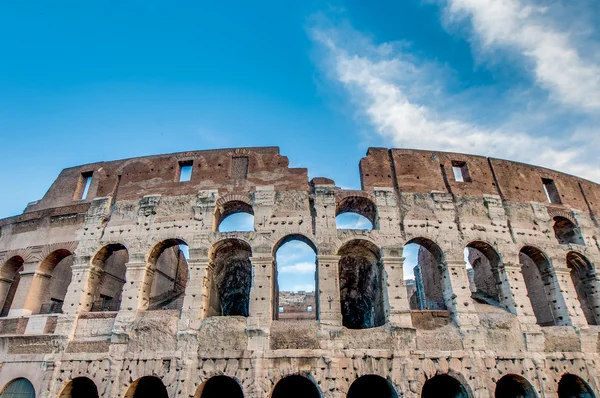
xmin=1 ymin=234 xmax=598 ymax=329
xmin=1 ymin=373 xmax=595 ymax=397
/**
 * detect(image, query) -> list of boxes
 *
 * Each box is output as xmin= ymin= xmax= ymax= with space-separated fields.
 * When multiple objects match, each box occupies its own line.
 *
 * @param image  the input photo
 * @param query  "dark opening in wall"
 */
xmin=215 ymin=200 xmax=254 ymax=232
xmin=36 ymin=249 xmax=74 ymax=315
xmin=567 ymin=252 xmax=599 ymax=325
xmin=177 ymin=160 xmax=193 ymax=182
xmin=464 ymin=242 xmax=504 ymax=309
xmin=557 ymin=374 xmax=595 ymax=398
xmin=422 ymin=375 xmax=469 ymax=398
xmin=405 ymin=238 xmax=447 ymax=311
xmin=553 ymin=217 xmax=584 ymax=245
xmin=335 ymin=195 xmax=377 ymax=230
xmin=59 ymin=377 xmax=99 ymax=398
xmin=0 ymin=378 xmax=35 ymax=398
xmin=271 ymin=376 xmax=320 ymax=398
xmin=73 ymin=171 xmax=93 ymax=200
xmin=208 ymin=239 xmax=252 ymax=317
xmin=195 ymin=376 xmax=244 ymax=398
xmin=146 ymin=239 xmax=189 ymax=311
xmin=0 ymin=256 xmax=24 ymax=317
xmin=452 ymin=161 xmax=471 ymax=182
xmin=90 ymin=244 xmax=128 ymax=312
xmin=338 ymin=239 xmax=385 ymax=329
xmin=495 ymin=375 xmax=538 ymax=398
xmin=543 ymin=178 xmax=561 ymax=204
xmin=125 ymin=376 xmax=168 ymax=398
xmin=519 ymin=246 xmax=563 ymax=326
xmin=347 ymin=375 xmax=397 ymax=398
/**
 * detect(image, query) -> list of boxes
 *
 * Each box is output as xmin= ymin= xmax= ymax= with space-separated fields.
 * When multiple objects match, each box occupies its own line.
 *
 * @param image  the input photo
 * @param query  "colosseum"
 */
xmin=0 ymin=146 xmax=599 ymax=398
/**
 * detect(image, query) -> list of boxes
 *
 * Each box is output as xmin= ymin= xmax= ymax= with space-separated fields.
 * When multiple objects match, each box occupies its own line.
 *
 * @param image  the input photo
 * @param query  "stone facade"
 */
xmin=0 ymin=146 xmax=598 ymax=397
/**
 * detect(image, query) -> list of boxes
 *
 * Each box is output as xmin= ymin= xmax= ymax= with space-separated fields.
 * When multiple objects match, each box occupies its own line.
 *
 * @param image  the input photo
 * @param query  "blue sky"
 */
xmin=1 ymin=1 xmax=599 ymax=289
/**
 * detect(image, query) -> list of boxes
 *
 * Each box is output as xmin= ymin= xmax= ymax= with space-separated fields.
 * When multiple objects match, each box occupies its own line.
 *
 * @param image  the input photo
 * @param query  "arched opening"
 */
xmin=215 ymin=201 xmax=254 ymax=232
xmin=422 ymin=375 xmax=469 ymax=398
xmin=519 ymin=246 xmax=563 ymax=326
xmin=145 ymin=239 xmax=189 ymax=310
xmin=464 ymin=242 xmax=503 ymax=308
xmin=0 ymin=256 xmax=24 ymax=317
xmin=208 ymin=239 xmax=252 ymax=317
xmin=124 ymin=376 xmax=168 ymax=398
xmin=557 ymin=374 xmax=595 ymax=398
xmin=495 ymin=375 xmax=538 ymax=398
xmin=274 ymin=235 xmax=317 ymax=320
xmin=195 ymin=376 xmax=244 ymax=398
xmin=554 ymin=217 xmax=584 ymax=245
xmin=89 ymin=244 xmax=128 ymax=312
xmin=347 ymin=375 xmax=397 ymax=398
xmin=335 ymin=196 xmax=376 ymax=230
xmin=404 ymin=238 xmax=447 ymax=311
xmin=59 ymin=377 xmax=99 ymax=398
xmin=271 ymin=375 xmax=320 ymax=398
xmin=567 ymin=252 xmax=599 ymax=325
xmin=338 ymin=240 xmax=385 ymax=329
xmin=0 ymin=378 xmax=35 ymax=398
xmin=34 ymin=249 xmax=74 ymax=314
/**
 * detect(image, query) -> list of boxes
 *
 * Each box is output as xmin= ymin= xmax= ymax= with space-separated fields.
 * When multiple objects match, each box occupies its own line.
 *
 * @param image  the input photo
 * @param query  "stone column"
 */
xmin=0 ymin=276 xmax=13 ymax=311
xmin=248 ymin=255 xmax=275 ymax=325
xmin=21 ymin=269 xmax=53 ymax=315
xmin=500 ymin=262 xmax=538 ymax=326
xmin=381 ymin=255 xmax=412 ymax=328
xmin=113 ymin=253 xmax=148 ymax=330
xmin=7 ymin=261 xmax=39 ymax=317
xmin=549 ymin=266 xmax=583 ymax=327
xmin=60 ymin=256 xmax=99 ymax=314
xmin=316 ymin=254 xmax=342 ymax=327
xmin=179 ymin=250 xmax=211 ymax=330
xmin=442 ymin=259 xmax=480 ymax=328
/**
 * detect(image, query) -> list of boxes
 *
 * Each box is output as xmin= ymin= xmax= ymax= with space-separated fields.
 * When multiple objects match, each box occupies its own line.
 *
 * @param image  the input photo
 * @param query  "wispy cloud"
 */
xmin=442 ymin=0 xmax=600 ymax=113
xmin=279 ymin=261 xmax=316 ymax=274
xmin=308 ymin=12 xmax=600 ymax=182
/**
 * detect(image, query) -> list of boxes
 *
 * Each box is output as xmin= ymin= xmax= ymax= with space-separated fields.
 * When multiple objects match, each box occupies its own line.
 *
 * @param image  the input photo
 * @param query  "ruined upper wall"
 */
xmin=21 ymin=147 xmax=308 ymax=215
xmin=360 ymin=148 xmax=600 ymax=216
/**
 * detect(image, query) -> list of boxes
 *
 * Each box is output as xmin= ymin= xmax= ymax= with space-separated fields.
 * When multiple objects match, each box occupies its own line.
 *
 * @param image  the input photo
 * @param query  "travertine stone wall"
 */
xmin=0 ymin=147 xmax=599 ymax=397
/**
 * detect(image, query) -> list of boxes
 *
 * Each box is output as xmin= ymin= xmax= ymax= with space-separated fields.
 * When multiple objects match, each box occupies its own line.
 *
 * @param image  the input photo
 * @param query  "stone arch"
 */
xmin=194 ymin=376 xmax=244 ymax=398
xmin=214 ymin=196 xmax=254 ymax=232
xmin=273 ymin=234 xmax=318 ymax=321
xmin=519 ymin=246 xmax=565 ymax=326
xmin=495 ymin=374 xmax=538 ymax=398
xmin=465 ymin=241 xmax=504 ymax=308
xmin=335 ymin=193 xmax=378 ymax=230
xmin=124 ymin=376 xmax=168 ymax=398
xmin=421 ymin=374 xmax=470 ymax=398
xmin=338 ymin=239 xmax=385 ymax=329
xmin=0 ymin=377 xmax=35 ymax=398
xmin=58 ymin=377 xmax=99 ymax=398
xmin=405 ymin=237 xmax=447 ymax=311
xmin=0 ymin=256 xmax=24 ymax=317
xmin=557 ymin=374 xmax=595 ymax=398
xmin=207 ymin=238 xmax=252 ymax=317
xmin=143 ymin=238 xmax=189 ymax=310
xmin=566 ymin=251 xmax=600 ymax=325
xmin=271 ymin=375 xmax=320 ymax=398
xmin=88 ymin=243 xmax=128 ymax=312
xmin=554 ymin=216 xmax=584 ymax=245
xmin=347 ymin=375 xmax=397 ymax=398
xmin=28 ymin=249 xmax=74 ymax=315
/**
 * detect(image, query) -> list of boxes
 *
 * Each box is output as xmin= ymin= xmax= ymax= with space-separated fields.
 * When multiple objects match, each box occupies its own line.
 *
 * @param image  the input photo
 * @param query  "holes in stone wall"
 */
xmin=335 ymin=196 xmax=377 ymax=230
xmin=124 ymin=376 xmax=168 ymax=398
xmin=59 ymin=377 xmax=99 ymax=398
xmin=271 ymin=375 xmax=320 ymax=398
xmin=274 ymin=235 xmax=317 ymax=321
xmin=215 ymin=201 xmax=254 ymax=232
xmin=464 ymin=242 xmax=504 ymax=309
xmin=347 ymin=375 xmax=397 ymax=398
xmin=208 ymin=239 xmax=252 ymax=317
xmin=421 ymin=375 xmax=469 ymax=398
xmin=553 ymin=217 xmax=584 ymax=245
xmin=519 ymin=246 xmax=562 ymax=326
xmin=557 ymin=374 xmax=595 ymax=398
xmin=567 ymin=252 xmax=599 ymax=325
xmin=0 ymin=256 xmax=24 ymax=317
xmin=338 ymin=240 xmax=385 ymax=329
xmin=495 ymin=375 xmax=538 ymax=398
xmin=195 ymin=376 xmax=244 ymax=398
xmin=146 ymin=239 xmax=189 ymax=311
xmin=404 ymin=238 xmax=447 ymax=311
xmin=90 ymin=244 xmax=128 ymax=312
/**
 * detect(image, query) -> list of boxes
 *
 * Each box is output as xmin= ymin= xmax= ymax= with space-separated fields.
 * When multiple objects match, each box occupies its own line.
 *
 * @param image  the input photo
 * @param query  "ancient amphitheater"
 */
xmin=0 ymin=146 xmax=599 ymax=398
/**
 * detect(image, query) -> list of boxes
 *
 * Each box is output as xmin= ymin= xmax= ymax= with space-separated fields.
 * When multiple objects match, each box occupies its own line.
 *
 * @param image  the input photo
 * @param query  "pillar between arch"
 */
xmin=179 ymin=255 xmax=211 ymax=330
xmin=443 ymin=259 xmax=480 ymax=328
xmin=502 ymin=262 xmax=538 ymax=326
xmin=20 ymin=270 xmax=52 ymax=315
xmin=316 ymin=254 xmax=342 ymax=327
xmin=119 ymin=253 xmax=148 ymax=313
xmin=249 ymin=255 xmax=275 ymax=326
xmin=381 ymin=255 xmax=412 ymax=328
xmin=7 ymin=261 xmax=38 ymax=317
xmin=551 ymin=266 xmax=585 ymax=327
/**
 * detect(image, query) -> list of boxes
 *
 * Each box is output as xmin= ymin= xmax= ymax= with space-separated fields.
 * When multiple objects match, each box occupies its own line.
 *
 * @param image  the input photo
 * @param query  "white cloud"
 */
xmin=309 ymin=17 xmax=600 ymax=182
xmin=443 ymin=0 xmax=600 ymax=113
xmin=279 ymin=262 xmax=316 ymax=274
